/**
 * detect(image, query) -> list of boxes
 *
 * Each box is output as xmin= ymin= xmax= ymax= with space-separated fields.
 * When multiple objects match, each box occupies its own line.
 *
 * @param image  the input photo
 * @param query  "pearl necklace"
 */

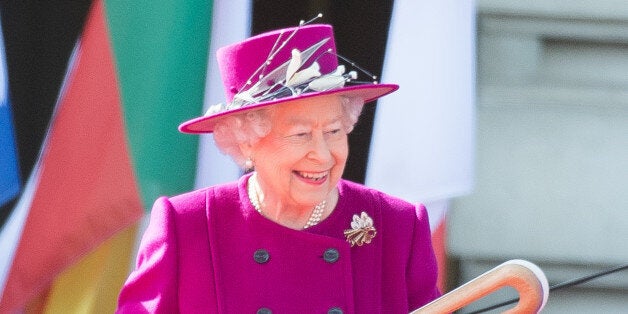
xmin=247 ymin=174 xmax=327 ymax=229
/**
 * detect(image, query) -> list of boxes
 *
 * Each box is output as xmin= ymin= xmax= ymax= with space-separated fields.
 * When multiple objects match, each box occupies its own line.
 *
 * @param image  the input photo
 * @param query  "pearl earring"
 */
xmin=245 ymin=157 xmax=254 ymax=171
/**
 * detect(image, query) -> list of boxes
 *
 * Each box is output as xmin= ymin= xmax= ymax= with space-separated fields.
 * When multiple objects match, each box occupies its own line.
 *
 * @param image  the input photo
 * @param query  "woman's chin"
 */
xmin=292 ymin=187 xmax=332 ymax=207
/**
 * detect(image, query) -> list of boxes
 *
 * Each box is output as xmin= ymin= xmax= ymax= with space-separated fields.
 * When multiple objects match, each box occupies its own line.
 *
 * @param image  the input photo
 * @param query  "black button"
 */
xmin=253 ymin=249 xmax=270 ymax=264
xmin=323 ymin=248 xmax=339 ymax=263
xmin=257 ymin=307 xmax=272 ymax=314
xmin=328 ymin=307 xmax=343 ymax=314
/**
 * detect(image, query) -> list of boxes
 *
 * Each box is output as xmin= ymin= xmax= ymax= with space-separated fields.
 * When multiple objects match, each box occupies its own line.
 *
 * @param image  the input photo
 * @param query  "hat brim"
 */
xmin=178 ymin=83 xmax=399 ymax=134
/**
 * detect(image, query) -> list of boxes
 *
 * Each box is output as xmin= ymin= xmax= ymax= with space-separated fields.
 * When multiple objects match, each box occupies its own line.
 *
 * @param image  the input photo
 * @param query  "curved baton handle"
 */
xmin=411 ymin=259 xmax=549 ymax=314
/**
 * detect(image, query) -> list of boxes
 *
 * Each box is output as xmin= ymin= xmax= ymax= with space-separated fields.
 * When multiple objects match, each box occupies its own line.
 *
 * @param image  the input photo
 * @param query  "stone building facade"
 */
xmin=449 ymin=1 xmax=628 ymax=312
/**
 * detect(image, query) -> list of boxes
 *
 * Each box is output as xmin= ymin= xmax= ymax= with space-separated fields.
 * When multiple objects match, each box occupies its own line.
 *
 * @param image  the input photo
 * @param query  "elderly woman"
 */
xmin=117 ymin=23 xmax=440 ymax=313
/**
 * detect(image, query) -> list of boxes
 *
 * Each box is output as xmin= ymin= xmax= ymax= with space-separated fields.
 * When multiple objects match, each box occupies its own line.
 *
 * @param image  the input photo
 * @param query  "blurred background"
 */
xmin=450 ymin=1 xmax=628 ymax=313
xmin=0 ymin=0 xmax=626 ymax=313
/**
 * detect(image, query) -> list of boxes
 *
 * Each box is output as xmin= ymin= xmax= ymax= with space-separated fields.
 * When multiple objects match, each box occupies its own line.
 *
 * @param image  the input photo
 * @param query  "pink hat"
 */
xmin=178 ymin=23 xmax=399 ymax=134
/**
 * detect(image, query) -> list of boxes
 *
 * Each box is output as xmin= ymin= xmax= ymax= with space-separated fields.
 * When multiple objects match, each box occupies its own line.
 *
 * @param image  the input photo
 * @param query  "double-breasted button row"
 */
xmin=253 ymin=248 xmax=340 ymax=264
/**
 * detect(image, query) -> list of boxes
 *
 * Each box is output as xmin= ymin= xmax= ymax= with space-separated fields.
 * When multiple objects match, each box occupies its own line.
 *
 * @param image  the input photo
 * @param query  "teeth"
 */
xmin=298 ymin=171 xmax=326 ymax=180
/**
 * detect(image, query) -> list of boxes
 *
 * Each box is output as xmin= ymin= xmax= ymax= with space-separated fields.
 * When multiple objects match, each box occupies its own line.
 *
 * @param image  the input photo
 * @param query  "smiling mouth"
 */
xmin=294 ymin=171 xmax=328 ymax=182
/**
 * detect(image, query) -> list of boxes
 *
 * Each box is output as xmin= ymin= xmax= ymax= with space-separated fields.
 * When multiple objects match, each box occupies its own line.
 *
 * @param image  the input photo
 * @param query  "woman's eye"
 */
xmin=285 ymin=132 xmax=311 ymax=142
xmin=290 ymin=132 xmax=310 ymax=139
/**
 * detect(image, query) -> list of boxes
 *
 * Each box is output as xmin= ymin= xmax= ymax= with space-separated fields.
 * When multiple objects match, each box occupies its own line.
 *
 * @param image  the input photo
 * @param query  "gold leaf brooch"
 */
xmin=344 ymin=212 xmax=377 ymax=247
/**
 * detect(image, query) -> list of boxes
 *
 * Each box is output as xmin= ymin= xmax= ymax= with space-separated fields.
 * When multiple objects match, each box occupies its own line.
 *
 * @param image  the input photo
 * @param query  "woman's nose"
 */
xmin=307 ymin=133 xmax=332 ymax=162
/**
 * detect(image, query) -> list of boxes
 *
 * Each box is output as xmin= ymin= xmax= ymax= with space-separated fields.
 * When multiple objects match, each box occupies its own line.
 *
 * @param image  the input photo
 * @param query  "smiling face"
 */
xmin=246 ymin=95 xmax=349 ymax=212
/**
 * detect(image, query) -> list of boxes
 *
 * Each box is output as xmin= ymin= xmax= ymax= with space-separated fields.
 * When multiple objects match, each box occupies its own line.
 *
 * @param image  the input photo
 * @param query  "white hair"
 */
xmin=212 ymin=95 xmax=365 ymax=167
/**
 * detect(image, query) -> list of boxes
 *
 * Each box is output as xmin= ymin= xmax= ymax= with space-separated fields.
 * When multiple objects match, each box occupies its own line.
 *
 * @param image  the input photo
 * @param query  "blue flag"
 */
xmin=0 ymin=18 xmax=21 ymax=207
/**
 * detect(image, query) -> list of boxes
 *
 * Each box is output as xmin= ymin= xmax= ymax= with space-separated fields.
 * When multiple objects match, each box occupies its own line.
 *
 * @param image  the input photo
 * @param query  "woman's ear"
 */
xmin=239 ymin=142 xmax=255 ymax=171
xmin=239 ymin=142 xmax=254 ymax=161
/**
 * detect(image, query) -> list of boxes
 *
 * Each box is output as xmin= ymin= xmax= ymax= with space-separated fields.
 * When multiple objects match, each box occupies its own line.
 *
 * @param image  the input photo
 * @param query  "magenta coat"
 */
xmin=117 ymin=174 xmax=440 ymax=313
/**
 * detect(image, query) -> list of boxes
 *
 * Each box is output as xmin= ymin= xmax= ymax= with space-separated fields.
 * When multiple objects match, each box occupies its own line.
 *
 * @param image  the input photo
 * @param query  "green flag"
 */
xmin=105 ymin=0 xmax=212 ymax=208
